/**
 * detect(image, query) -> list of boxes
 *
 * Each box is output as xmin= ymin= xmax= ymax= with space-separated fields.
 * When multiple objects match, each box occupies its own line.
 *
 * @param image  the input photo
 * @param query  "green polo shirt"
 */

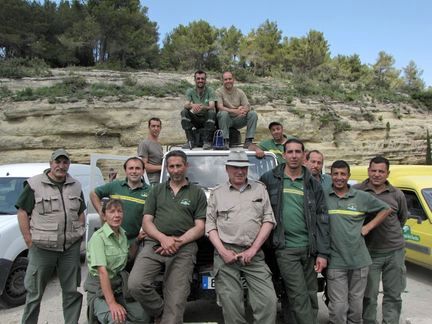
xmin=283 ymin=173 xmax=308 ymax=247
xmin=144 ymin=180 xmax=207 ymax=236
xmin=94 ymin=179 xmax=150 ymax=242
xmin=257 ymin=138 xmax=287 ymax=164
xmin=185 ymin=86 xmax=217 ymax=117
xmin=324 ymin=186 xmax=389 ymax=269
xmin=87 ymin=223 xmax=128 ymax=279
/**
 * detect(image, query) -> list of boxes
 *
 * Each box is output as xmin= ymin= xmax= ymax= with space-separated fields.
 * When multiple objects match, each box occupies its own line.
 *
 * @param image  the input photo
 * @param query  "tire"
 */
xmin=0 ymin=257 xmax=28 ymax=307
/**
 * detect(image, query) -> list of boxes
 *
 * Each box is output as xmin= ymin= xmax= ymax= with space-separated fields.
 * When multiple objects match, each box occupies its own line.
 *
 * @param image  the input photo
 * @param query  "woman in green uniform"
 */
xmin=85 ymin=198 xmax=149 ymax=324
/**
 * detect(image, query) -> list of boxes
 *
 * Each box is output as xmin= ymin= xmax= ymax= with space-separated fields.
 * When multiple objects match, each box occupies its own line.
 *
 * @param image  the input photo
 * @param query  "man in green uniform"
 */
xmin=90 ymin=157 xmax=151 ymax=246
xmin=305 ymin=150 xmax=332 ymax=190
xmin=16 ymin=149 xmax=85 ymax=324
xmin=128 ymin=150 xmax=207 ymax=323
xmin=181 ymin=70 xmax=217 ymax=149
xmin=206 ymin=150 xmax=277 ymax=324
xmin=248 ymin=121 xmax=290 ymax=164
xmin=353 ymin=156 xmax=408 ymax=324
xmin=216 ymin=71 xmax=258 ymax=149
xmin=260 ymin=138 xmax=330 ymax=324
xmin=324 ymin=160 xmax=392 ymax=324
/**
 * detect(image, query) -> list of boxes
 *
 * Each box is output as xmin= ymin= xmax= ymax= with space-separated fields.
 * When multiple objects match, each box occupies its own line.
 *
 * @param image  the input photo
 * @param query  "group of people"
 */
xmin=181 ymin=70 xmax=258 ymax=150
xmin=14 ymin=73 xmax=408 ymax=324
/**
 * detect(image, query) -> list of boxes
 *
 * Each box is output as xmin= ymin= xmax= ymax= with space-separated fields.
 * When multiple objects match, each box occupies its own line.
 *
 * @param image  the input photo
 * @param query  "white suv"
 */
xmin=0 ymin=163 xmax=104 ymax=307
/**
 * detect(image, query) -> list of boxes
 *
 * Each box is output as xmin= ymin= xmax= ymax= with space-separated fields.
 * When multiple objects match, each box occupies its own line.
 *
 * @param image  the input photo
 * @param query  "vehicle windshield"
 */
xmin=0 ymin=177 xmax=26 ymax=215
xmin=161 ymin=154 xmax=277 ymax=189
xmin=421 ymin=188 xmax=432 ymax=213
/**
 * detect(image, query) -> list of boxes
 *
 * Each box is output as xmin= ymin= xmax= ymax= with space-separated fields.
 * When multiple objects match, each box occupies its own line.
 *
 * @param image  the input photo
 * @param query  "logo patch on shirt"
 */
xmin=141 ymin=193 xmax=148 ymax=198
xmin=347 ymin=203 xmax=358 ymax=211
xmin=180 ymin=199 xmax=191 ymax=206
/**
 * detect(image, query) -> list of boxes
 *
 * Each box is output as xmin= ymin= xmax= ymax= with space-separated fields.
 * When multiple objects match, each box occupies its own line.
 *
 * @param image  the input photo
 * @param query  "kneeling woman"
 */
xmin=85 ymin=198 xmax=150 ymax=324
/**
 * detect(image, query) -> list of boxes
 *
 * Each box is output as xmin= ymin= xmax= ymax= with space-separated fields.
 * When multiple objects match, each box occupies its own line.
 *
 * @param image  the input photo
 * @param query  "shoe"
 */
xmin=203 ymin=142 xmax=212 ymax=150
xmin=181 ymin=141 xmax=194 ymax=149
xmin=243 ymin=138 xmax=253 ymax=149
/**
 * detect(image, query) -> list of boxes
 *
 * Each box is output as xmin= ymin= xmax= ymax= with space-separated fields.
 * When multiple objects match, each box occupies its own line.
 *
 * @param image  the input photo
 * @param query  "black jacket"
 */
xmin=260 ymin=164 xmax=330 ymax=259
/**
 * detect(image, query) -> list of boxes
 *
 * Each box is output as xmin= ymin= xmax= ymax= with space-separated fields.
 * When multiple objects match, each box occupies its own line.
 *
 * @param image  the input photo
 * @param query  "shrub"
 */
xmin=0 ymin=58 xmax=51 ymax=78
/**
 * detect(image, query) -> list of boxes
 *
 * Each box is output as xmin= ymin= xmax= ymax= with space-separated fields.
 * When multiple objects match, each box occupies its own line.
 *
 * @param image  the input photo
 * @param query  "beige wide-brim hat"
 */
xmin=225 ymin=150 xmax=253 ymax=167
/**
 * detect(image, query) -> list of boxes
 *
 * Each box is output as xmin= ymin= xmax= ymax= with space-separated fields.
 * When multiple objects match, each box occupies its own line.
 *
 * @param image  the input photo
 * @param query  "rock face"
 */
xmin=0 ymin=69 xmax=430 ymax=172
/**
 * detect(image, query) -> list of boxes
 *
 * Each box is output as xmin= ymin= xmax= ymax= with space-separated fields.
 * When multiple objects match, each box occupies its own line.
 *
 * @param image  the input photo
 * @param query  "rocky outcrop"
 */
xmin=0 ymin=69 xmax=430 ymax=173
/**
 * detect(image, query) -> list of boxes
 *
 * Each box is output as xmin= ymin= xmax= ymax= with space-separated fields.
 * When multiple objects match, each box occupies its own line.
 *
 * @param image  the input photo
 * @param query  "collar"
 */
xmin=101 ymin=222 xmax=126 ymax=238
xmin=165 ymin=178 xmax=190 ymax=189
xmin=362 ymin=179 xmax=394 ymax=193
xmin=120 ymin=178 xmax=145 ymax=189
xmin=228 ymin=180 xmax=251 ymax=192
xmin=329 ymin=185 xmax=356 ymax=198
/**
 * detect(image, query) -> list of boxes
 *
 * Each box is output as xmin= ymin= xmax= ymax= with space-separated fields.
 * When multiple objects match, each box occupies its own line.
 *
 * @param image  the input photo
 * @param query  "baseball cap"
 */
xmin=51 ymin=149 xmax=70 ymax=161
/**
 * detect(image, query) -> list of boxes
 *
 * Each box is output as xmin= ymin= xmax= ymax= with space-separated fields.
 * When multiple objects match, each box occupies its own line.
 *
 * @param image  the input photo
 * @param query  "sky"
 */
xmin=142 ymin=0 xmax=432 ymax=87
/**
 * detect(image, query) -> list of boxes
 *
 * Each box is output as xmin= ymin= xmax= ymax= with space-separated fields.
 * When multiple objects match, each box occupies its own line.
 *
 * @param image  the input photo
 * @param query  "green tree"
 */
xmin=217 ymin=26 xmax=243 ymax=69
xmin=239 ymin=20 xmax=282 ymax=76
xmin=281 ymin=30 xmax=330 ymax=73
xmin=371 ymin=51 xmax=400 ymax=89
xmin=402 ymin=60 xmax=425 ymax=93
xmin=88 ymin=0 xmax=159 ymax=68
xmin=161 ymin=20 xmax=218 ymax=70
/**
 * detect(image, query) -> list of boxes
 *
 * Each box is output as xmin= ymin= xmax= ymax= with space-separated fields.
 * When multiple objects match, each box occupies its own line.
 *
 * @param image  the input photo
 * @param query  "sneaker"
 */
xmin=243 ymin=138 xmax=253 ymax=149
xmin=203 ymin=142 xmax=212 ymax=150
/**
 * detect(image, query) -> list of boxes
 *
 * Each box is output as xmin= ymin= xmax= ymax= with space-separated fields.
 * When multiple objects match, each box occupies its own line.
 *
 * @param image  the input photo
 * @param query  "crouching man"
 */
xmin=206 ymin=150 xmax=277 ymax=324
xmin=128 ymin=150 xmax=207 ymax=323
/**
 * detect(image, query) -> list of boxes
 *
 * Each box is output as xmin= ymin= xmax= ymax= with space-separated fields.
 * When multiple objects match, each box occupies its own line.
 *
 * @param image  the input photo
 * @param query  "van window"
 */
xmin=0 ymin=178 xmax=26 ymax=214
xmin=402 ymin=190 xmax=427 ymax=221
xmin=421 ymin=188 xmax=432 ymax=215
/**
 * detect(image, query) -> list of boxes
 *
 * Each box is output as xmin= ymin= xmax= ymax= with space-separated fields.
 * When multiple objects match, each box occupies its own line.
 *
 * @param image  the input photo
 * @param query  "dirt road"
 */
xmin=1 ymin=262 xmax=431 ymax=323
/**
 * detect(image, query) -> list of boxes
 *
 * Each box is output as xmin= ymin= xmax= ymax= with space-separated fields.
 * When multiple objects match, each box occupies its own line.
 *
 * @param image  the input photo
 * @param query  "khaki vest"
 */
xmin=27 ymin=171 xmax=85 ymax=251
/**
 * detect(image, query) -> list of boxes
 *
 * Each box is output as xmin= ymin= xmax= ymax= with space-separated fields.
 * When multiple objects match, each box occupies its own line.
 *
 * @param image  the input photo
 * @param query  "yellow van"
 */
xmin=349 ymin=165 xmax=432 ymax=270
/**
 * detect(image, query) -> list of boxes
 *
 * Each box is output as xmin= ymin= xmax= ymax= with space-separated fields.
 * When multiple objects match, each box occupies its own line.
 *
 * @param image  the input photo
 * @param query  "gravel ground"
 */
xmin=1 ymin=262 xmax=431 ymax=323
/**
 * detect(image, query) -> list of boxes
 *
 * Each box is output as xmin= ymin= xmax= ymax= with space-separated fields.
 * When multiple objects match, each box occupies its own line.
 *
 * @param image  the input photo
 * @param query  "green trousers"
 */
xmin=93 ymin=295 xmax=150 ymax=324
xmin=128 ymin=240 xmax=197 ymax=324
xmin=217 ymin=110 xmax=258 ymax=139
xmin=363 ymin=248 xmax=406 ymax=324
xmin=214 ymin=244 xmax=277 ymax=324
xmin=22 ymin=241 xmax=82 ymax=324
xmin=275 ymin=247 xmax=318 ymax=324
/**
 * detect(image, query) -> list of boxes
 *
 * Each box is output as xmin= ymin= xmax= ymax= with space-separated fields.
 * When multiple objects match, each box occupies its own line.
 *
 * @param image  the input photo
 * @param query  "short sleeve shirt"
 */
xmin=216 ymin=86 xmax=250 ymax=115
xmin=87 ymin=223 xmax=128 ymax=279
xmin=137 ymin=139 xmax=163 ymax=184
xmin=324 ymin=187 xmax=389 ymax=269
xmin=94 ymin=179 xmax=151 ymax=241
xmin=206 ymin=179 xmax=275 ymax=247
xmin=257 ymin=138 xmax=287 ymax=164
xmin=144 ymin=180 xmax=207 ymax=236
xmin=185 ymin=86 xmax=216 ymax=116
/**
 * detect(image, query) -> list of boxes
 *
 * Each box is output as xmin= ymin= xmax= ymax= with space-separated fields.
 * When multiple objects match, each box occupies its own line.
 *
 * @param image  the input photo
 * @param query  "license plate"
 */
xmin=201 ymin=275 xmax=215 ymax=289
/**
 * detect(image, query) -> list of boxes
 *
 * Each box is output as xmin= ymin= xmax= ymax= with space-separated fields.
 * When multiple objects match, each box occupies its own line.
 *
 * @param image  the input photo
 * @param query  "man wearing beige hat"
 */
xmin=16 ymin=148 xmax=86 ymax=324
xmin=206 ymin=150 xmax=277 ymax=324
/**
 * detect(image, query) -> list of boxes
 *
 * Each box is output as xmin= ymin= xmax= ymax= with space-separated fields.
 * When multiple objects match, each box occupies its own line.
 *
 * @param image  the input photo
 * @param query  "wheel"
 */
xmin=0 ymin=257 xmax=28 ymax=307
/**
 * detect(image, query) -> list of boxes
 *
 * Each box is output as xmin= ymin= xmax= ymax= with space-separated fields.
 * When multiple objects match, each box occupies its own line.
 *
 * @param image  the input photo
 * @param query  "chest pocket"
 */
xmin=35 ymin=196 xmax=61 ymax=215
xmin=68 ymin=195 xmax=82 ymax=212
xmin=217 ymin=203 xmax=235 ymax=220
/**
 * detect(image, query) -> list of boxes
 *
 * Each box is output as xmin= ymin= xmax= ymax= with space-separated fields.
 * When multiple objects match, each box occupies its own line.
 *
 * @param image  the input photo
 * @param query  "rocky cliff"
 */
xmin=0 ymin=69 xmax=430 ymax=172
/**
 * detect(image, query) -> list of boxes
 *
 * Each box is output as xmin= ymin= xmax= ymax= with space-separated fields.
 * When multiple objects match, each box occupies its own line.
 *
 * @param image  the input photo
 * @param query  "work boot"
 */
xmin=182 ymin=130 xmax=195 ymax=149
xmin=243 ymin=138 xmax=253 ymax=149
xmin=203 ymin=142 xmax=212 ymax=150
xmin=223 ymin=139 xmax=230 ymax=150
